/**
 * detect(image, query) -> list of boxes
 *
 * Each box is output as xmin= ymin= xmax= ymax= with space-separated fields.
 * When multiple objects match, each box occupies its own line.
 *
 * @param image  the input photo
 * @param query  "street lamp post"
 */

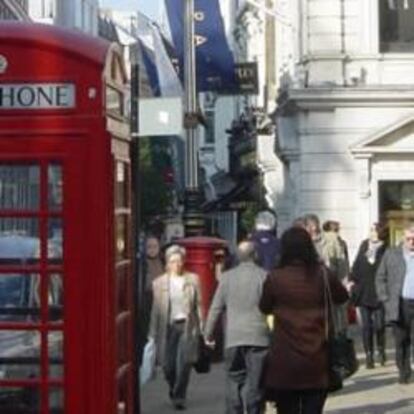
xmin=183 ymin=0 xmax=205 ymax=236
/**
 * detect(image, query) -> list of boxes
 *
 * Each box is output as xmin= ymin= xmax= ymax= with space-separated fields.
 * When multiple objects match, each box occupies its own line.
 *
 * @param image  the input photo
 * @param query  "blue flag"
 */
xmin=137 ymin=13 xmax=182 ymax=97
xmin=165 ymin=0 xmax=238 ymax=93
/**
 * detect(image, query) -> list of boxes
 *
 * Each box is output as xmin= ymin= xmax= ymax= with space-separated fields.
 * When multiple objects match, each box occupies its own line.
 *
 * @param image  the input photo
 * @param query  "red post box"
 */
xmin=0 ymin=23 xmax=136 ymax=414
xmin=178 ymin=237 xmax=228 ymax=320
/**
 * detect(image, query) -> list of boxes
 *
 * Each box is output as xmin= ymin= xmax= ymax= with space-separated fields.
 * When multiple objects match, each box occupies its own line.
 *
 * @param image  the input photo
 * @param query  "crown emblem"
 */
xmin=0 ymin=55 xmax=8 ymax=74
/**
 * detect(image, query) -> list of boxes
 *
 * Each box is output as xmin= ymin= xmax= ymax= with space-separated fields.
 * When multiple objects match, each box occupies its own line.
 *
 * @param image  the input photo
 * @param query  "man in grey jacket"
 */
xmin=376 ymin=224 xmax=414 ymax=384
xmin=204 ymin=241 xmax=270 ymax=414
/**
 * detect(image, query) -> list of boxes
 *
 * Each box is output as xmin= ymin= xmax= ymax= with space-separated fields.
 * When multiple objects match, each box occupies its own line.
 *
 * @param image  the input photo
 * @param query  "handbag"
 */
xmin=322 ymin=269 xmax=359 ymax=393
xmin=347 ymin=304 xmax=358 ymax=325
xmin=140 ymin=338 xmax=156 ymax=386
xmin=193 ymin=335 xmax=212 ymax=374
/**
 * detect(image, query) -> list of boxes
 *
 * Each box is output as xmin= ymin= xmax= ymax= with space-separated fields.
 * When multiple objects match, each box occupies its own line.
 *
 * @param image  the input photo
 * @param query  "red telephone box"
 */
xmin=0 ymin=23 xmax=136 ymax=414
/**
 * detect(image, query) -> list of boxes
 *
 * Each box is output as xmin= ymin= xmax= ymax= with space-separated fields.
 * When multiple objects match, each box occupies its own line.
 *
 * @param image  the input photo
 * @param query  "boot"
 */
xmin=378 ymin=349 xmax=386 ymax=366
xmin=366 ymin=353 xmax=374 ymax=369
xmin=377 ymin=330 xmax=386 ymax=366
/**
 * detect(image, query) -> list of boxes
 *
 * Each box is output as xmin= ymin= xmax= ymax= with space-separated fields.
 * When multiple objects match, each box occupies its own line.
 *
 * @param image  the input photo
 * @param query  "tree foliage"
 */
xmin=139 ymin=137 xmax=173 ymax=227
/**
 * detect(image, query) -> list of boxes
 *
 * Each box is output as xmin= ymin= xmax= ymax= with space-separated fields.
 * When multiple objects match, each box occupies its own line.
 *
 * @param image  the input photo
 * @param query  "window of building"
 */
xmin=380 ymin=0 xmax=414 ymax=52
xmin=74 ymin=0 xmax=82 ymax=29
xmin=204 ymin=110 xmax=215 ymax=144
xmin=36 ymin=0 xmax=55 ymax=19
xmin=89 ymin=4 xmax=94 ymax=33
xmin=82 ymin=0 xmax=88 ymax=30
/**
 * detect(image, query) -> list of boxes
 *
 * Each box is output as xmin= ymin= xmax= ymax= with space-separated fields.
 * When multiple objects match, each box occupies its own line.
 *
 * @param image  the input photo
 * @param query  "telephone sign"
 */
xmin=0 ymin=83 xmax=75 ymax=109
xmin=0 ymin=22 xmax=136 ymax=414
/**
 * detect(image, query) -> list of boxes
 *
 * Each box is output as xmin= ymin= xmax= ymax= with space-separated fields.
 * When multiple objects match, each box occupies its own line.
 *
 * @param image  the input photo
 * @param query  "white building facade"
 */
xmin=28 ymin=0 xmax=98 ymax=35
xmin=272 ymin=0 xmax=414 ymax=257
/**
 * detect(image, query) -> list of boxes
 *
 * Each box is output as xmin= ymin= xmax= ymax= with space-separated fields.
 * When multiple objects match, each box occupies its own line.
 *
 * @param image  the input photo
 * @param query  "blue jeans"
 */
xmin=224 ymin=345 xmax=268 ymax=414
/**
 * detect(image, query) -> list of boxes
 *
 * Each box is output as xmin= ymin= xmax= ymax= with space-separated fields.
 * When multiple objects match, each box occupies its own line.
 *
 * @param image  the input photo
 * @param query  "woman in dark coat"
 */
xmin=259 ymin=227 xmax=348 ymax=414
xmin=351 ymin=223 xmax=387 ymax=368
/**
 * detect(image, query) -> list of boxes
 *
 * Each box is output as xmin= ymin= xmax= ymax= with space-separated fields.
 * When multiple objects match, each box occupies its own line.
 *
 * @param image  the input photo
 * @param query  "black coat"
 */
xmin=351 ymin=239 xmax=386 ymax=308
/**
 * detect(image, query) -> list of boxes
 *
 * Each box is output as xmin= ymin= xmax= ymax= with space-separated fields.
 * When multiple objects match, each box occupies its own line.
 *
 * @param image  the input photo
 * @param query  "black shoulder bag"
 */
xmin=322 ymin=268 xmax=359 ymax=393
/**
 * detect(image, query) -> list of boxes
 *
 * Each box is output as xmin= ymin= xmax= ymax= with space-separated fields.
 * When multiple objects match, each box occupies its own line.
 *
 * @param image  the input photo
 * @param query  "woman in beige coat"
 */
xmin=149 ymin=244 xmax=203 ymax=410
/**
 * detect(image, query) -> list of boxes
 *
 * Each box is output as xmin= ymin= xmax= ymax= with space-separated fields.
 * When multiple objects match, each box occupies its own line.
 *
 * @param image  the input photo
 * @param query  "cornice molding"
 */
xmin=288 ymin=87 xmax=414 ymax=109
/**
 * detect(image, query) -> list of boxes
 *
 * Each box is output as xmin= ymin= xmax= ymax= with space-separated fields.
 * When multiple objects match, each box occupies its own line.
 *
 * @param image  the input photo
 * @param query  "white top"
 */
xmin=169 ymin=275 xmax=186 ymax=322
xmin=402 ymin=249 xmax=414 ymax=299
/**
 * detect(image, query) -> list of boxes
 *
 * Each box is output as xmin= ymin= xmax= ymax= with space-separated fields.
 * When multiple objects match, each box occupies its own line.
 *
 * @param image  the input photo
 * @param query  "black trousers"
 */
xmin=224 ymin=345 xmax=268 ymax=414
xmin=393 ymin=298 xmax=414 ymax=381
xmin=274 ymin=389 xmax=327 ymax=414
xmin=359 ymin=305 xmax=385 ymax=356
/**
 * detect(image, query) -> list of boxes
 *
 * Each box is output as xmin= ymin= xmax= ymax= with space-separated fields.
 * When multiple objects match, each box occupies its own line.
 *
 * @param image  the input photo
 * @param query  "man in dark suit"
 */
xmin=376 ymin=224 xmax=414 ymax=384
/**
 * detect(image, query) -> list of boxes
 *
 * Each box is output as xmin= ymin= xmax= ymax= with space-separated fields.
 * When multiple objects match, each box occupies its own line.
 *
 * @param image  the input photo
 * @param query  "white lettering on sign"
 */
xmin=195 ymin=35 xmax=207 ymax=47
xmin=0 ymin=83 xmax=75 ymax=109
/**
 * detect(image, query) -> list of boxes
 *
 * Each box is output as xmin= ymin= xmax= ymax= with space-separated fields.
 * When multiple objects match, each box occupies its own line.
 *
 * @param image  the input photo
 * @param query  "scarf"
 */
xmin=365 ymin=240 xmax=383 ymax=265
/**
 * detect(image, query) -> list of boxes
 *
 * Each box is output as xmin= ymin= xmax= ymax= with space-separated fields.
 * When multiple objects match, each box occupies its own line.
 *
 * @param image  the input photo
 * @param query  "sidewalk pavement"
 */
xmin=140 ymin=328 xmax=414 ymax=413
xmin=325 ymin=359 xmax=414 ymax=414
xmin=141 ymin=362 xmax=225 ymax=414
xmin=141 ymin=356 xmax=414 ymax=414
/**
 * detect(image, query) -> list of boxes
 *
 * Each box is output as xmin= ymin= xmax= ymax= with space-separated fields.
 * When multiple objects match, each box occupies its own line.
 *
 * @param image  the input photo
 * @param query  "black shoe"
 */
xmin=366 ymin=354 xmax=374 ymax=369
xmin=378 ymin=351 xmax=386 ymax=366
xmin=173 ymin=399 xmax=186 ymax=410
xmin=398 ymin=372 xmax=411 ymax=384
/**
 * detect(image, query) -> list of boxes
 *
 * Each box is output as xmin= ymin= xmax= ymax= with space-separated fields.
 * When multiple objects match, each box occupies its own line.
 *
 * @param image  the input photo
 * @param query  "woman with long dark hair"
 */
xmin=260 ymin=227 xmax=348 ymax=414
xmin=351 ymin=223 xmax=387 ymax=368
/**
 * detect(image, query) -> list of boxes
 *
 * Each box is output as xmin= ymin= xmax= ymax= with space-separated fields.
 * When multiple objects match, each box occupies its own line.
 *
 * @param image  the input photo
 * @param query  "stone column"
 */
xmin=355 ymin=154 xmax=372 ymax=243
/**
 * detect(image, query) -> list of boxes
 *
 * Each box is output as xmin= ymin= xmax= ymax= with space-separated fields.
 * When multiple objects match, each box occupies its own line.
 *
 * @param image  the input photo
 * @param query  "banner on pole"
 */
xmin=165 ymin=0 xmax=244 ymax=94
xmin=137 ymin=13 xmax=182 ymax=97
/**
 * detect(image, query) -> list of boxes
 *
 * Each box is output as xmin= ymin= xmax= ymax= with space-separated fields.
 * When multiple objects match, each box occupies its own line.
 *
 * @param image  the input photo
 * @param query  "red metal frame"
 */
xmin=0 ymin=22 xmax=135 ymax=414
xmin=0 ymin=157 xmax=64 ymax=414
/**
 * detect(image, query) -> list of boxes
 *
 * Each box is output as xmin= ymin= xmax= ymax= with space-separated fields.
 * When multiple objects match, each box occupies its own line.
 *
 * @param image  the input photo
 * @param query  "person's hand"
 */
xmin=204 ymin=338 xmax=216 ymax=349
xmin=344 ymin=279 xmax=355 ymax=292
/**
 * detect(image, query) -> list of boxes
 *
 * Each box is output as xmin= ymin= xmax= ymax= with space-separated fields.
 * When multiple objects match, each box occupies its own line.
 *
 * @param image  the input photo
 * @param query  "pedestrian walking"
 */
xmin=250 ymin=210 xmax=280 ymax=272
xmin=322 ymin=220 xmax=350 ymax=270
xmin=145 ymin=235 xmax=164 ymax=291
xmin=204 ymin=240 xmax=270 ymax=414
xmin=143 ymin=235 xmax=164 ymax=325
xmin=304 ymin=214 xmax=349 ymax=334
xmin=259 ymin=227 xmax=348 ymax=414
xmin=292 ymin=216 xmax=306 ymax=229
xmin=148 ymin=244 xmax=203 ymax=409
xmin=138 ymin=235 xmax=165 ymax=366
xmin=376 ymin=223 xmax=414 ymax=384
xmin=351 ymin=223 xmax=387 ymax=368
